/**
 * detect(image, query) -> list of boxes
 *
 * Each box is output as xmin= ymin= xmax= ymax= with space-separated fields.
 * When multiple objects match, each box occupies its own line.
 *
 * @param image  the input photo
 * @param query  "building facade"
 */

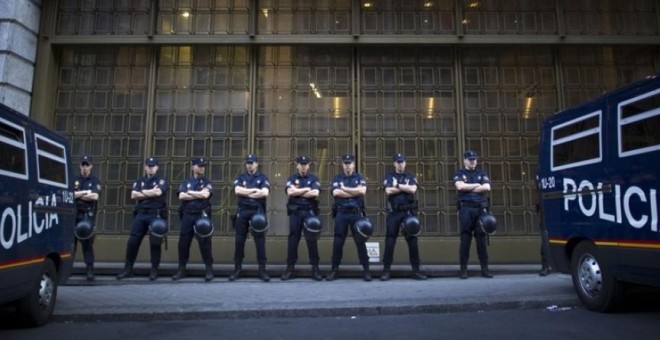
xmin=18 ymin=0 xmax=660 ymax=265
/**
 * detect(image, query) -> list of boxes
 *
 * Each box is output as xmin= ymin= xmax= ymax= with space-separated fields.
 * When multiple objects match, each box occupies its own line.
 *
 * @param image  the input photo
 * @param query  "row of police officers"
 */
xmin=73 ymin=150 xmax=494 ymax=282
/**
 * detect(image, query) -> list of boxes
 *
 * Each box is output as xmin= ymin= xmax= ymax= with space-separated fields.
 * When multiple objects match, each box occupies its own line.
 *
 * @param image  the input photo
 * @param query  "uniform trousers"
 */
xmin=383 ymin=211 xmax=420 ymax=267
xmin=458 ymin=206 xmax=488 ymax=267
xmin=178 ymin=212 xmax=213 ymax=266
xmin=287 ymin=209 xmax=320 ymax=266
xmin=233 ymin=210 xmax=267 ymax=265
xmin=125 ymin=211 xmax=163 ymax=268
xmin=331 ymin=211 xmax=369 ymax=267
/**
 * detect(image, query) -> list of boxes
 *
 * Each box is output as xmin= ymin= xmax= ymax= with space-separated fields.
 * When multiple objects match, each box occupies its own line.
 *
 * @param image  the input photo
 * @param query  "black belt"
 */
xmin=182 ymin=210 xmax=204 ymax=214
xmin=137 ymin=208 xmax=160 ymax=213
xmin=461 ymin=201 xmax=482 ymax=208
xmin=339 ymin=207 xmax=360 ymax=214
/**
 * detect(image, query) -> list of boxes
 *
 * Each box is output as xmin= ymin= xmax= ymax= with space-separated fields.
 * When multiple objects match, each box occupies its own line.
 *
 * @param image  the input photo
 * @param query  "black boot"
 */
xmin=311 ymin=265 xmax=322 ymax=281
xmin=172 ymin=265 xmax=186 ymax=281
xmin=459 ymin=265 xmax=468 ymax=279
xmin=86 ymin=264 xmax=95 ymax=281
xmin=281 ymin=265 xmax=294 ymax=281
xmin=362 ymin=265 xmax=372 ymax=282
xmin=325 ymin=266 xmax=339 ymax=281
xmin=228 ymin=263 xmax=242 ymax=281
xmin=258 ymin=264 xmax=270 ymax=282
xmin=539 ymin=266 xmax=551 ymax=277
xmin=380 ymin=264 xmax=391 ymax=281
xmin=411 ymin=264 xmax=427 ymax=280
xmin=204 ymin=264 xmax=214 ymax=282
xmin=149 ymin=266 xmax=159 ymax=281
xmin=481 ymin=265 xmax=494 ymax=278
xmin=116 ymin=261 xmax=134 ymax=280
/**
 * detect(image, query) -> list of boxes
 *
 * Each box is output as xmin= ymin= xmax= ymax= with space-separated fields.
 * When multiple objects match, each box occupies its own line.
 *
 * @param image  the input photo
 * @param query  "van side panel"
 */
xmin=0 ymin=105 xmax=75 ymax=307
xmin=539 ymin=74 xmax=660 ymax=288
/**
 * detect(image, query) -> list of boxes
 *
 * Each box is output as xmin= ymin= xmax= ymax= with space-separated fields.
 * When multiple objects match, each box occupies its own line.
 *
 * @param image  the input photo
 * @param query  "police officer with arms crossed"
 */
xmin=282 ymin=156 xmax=323 ymax=281
xmin=326 ymin=154 xmax=371 ymax=282
xmin=454 ymin=150 xmax=493 ymax=279
xmin=117 ymin=157 xmax=169 ymax=281
xmin=73 ymin=155 xmax=101 ymax=281
xmin=381 ymin=153 xmax=427 ymax=281
xmin=172 ymin=157 xmax=214 ymax=282
xmin=229 ymin=154 xmax=271 ymax=282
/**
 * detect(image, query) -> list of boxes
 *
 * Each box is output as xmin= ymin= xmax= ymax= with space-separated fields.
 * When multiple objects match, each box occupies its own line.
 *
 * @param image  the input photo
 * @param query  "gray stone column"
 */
xmin=0 ymin=0 xmax=41 ymax=115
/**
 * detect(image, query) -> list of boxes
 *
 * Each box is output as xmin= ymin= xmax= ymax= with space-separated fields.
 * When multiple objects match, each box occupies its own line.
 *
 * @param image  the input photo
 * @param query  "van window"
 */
xmin=619 ymin=89 xmax=660 ymax=157
xmin=35 ymin=134 xmax=68 ymax=187
xmin=551 ymin=111 xmax=601 ymax=171
xmin=0 ymin=117 xmax=28 ymax=179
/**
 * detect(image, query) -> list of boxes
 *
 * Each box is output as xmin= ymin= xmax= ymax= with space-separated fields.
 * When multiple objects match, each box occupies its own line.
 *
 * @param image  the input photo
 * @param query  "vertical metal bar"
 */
xmin=353 ymin=46 xmax=360 ymax=169
xmin=556 ymin=0 xmax=566 ymax=38
xmin=454 ymin=47 xmax=465 ymax=159
xmin=249 ymin=0 xmax=258 ymax=37
xmin=554 ymin=47 xmax=566 ymax=112
xmin=455 ymin=0 xmax=464 ymax=38
xmin=248 ymin=45 xmax=259 ymax=153
xmin=144 ymin=47 xmax=159 ymax=157
xmin=656 ymin=0 xmax=660 ymax=35
xmin=148 ymin=0 xmax=157 ymax=38
xmin=352 ymin=0 xmax=360 ymax=38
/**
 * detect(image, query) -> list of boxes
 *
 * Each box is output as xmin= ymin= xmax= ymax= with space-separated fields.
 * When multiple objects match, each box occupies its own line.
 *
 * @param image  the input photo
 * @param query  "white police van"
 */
xmin=0 ymin=104 xmax=76 ymax=326
xmin=537 ymin=73 xmax=660 ymax=312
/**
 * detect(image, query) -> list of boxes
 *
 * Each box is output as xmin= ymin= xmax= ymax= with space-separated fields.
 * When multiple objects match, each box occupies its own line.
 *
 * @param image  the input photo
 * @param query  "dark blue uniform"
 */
xmin=285 ymin=172 xmax=322 ymax=267
xmin=74 ymin=173 xmax=101 ymax=266
xmin=177 ymin=176 xmax=213 ymax=267
xmin=454 ymin=166 xmax=490 ymax=271
xmin=125 ymin=173 xmax=169 ymax=269
xmin=330 ymin=172 xmax=369 ymax=268
xmin=383 ymin=170 xmax=420 ymax=268
xmin=233 ymin=171 xmax=270 ymax=266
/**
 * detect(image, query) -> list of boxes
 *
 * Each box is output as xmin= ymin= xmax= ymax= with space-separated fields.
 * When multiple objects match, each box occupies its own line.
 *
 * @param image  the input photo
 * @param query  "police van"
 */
xmin=0 ymin=104 xmax=76 ymax=326
xmin=537 ymin=74 xmax=660 ymax=312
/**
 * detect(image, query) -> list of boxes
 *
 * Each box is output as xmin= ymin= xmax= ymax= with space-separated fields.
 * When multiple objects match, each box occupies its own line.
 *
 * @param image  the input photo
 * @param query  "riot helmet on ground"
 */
xmin=74 ymin=219 xmax=94 ymax=240
xmin=303 ymin=216 xmax=322 ymax=233
xmin=194 ymin=216 xmax=214 ymax=238
xmin=352 ymin=217 xmax=373 ymax=242
xmin=401 ymin=215 xmax=421 ymax=237
xmin=250 ymin=213 xmax=269 ymax=233
xmin=478 ymin=212 xmax=497 ymax=234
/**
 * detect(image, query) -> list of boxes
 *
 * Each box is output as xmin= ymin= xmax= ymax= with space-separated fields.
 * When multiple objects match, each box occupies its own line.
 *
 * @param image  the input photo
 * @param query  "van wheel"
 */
xmin=570 ymin=242 xmax=624 ymax=312
xmin=16 ymin=258 xmax=58 ymax=327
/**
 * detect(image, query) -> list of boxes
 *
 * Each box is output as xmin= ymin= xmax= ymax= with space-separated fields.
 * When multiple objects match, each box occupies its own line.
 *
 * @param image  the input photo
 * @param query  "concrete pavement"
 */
xmin=54 ymin=263 xmax=581 ymax=322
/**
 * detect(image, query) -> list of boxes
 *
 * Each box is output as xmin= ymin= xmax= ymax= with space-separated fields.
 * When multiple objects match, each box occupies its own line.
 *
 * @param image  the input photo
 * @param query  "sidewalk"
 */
xmin=54 ymin=264 xmax=580 ymax=322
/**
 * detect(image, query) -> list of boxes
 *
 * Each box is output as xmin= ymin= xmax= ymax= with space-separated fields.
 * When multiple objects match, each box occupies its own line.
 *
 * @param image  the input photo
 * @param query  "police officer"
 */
xmin=454 ymin=150 xmax=493 ymax=279
xmin=172 ymin=157 xmax=214 ymax=282
xmin=229 ymin=154 xmax=271 ymax=282
xmin=326 ymin=154 xmax=371 ymax=282
xmin=282 ymin=156 xmax=322 ymax=281
xmin=73 ymin=155 xmax=101 ymax=281
xmin=117 ymin=157 xmax=169 ymax=281
xmin=381 ymin=153 xmax=427 ymax=281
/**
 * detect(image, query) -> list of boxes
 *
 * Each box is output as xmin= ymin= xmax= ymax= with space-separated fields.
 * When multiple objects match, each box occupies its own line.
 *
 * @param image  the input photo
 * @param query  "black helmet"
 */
xmin=149 ymin=218 xmax=168 ymax=237
xmin=194 ymin=216 xmax=214 ymax=238
xmin=401 ymin=215 xmax=421 ymax=237
xmin=250 ymin=213 xmax=269 ymax=233
xmin=352 ymin=217 xmax=373 ymax=242
xmin=303 ymin=216 xmax=322 ymax=233
xmin=74 ymin=219 xmax=94 ymax=240
xmin=478 ymin=213 xmax=497 ymax=234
